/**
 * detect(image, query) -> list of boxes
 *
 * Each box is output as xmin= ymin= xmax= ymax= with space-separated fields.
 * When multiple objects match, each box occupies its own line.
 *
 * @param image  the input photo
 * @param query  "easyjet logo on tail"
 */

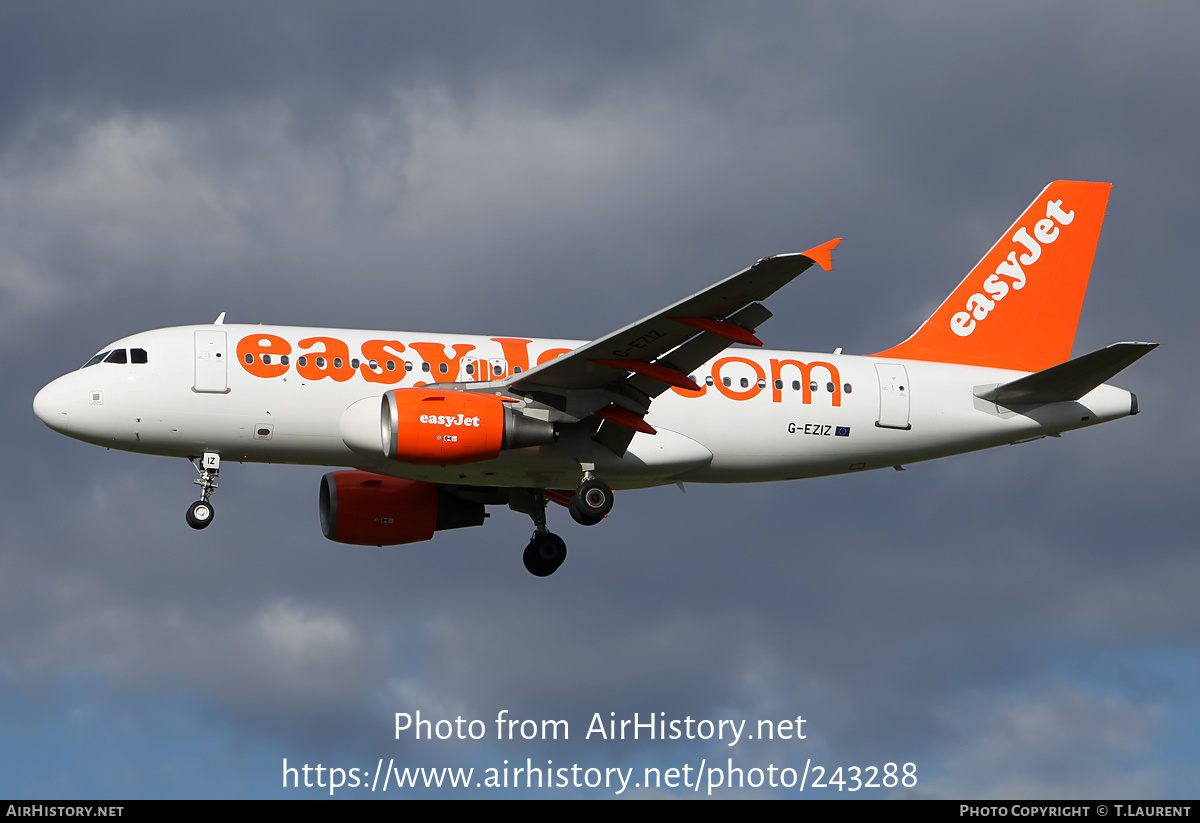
xmin=950 ymin=198 xmax=1076 ymax=337
xmin=872 ymin=180 xmax=1111 ymax=373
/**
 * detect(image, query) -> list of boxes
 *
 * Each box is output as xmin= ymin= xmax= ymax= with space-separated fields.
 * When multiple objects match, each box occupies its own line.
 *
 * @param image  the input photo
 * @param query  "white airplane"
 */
xmin=33 ymin=181 xmax=1154 ymax=576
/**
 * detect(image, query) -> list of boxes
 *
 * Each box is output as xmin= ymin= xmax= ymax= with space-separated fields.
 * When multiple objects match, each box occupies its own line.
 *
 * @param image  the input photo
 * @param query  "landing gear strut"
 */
xmin=568 ymin=475 xmax=613 ymax=526
xmin=512 ymin=489 xmax=567 ymax=577
xmin=186 ymin=452 xmax=220 ymax=530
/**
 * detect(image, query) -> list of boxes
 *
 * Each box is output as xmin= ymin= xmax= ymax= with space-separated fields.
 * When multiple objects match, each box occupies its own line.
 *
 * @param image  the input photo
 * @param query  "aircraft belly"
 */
xmin=599 ymin=427 xmax=713 ymax=478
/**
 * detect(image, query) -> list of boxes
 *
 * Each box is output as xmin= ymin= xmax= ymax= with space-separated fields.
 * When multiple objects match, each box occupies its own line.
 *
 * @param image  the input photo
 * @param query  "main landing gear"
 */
xmin=513 ymin=473 xmax=614 ymax=577
xmin=523 ymin=531 xmax=567 ymax=578
xmin=568 ymin=476 xmax=613 ymax=526
xmin=186 ymin=452 xmax=220 ymax=530
xmin=516 ymin=490 xmax=567 ymax=577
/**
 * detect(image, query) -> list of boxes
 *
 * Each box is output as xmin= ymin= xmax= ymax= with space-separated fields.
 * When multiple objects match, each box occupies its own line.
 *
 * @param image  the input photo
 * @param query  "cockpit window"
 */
xmin=81 ymin=347 xmax=148 ymax=369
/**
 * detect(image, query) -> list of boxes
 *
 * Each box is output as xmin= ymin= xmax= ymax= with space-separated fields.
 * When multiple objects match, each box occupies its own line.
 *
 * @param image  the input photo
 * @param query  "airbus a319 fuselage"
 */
xmin=33 ymin=181 xmax=1154 ymax=576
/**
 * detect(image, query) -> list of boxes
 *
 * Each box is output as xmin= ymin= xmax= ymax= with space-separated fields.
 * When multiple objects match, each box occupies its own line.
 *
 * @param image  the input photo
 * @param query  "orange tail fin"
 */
xmin=873 ymin=181 xmax=1111 ymax=372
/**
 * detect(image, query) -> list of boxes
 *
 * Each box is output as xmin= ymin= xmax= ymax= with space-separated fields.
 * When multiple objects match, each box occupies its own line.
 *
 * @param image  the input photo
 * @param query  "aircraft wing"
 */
xmin=499 ymin=239 xmax=841 ymax=453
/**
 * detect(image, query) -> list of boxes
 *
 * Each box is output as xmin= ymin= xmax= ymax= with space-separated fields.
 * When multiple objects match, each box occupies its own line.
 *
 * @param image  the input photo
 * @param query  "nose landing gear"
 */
xmin=186 ymin=452 xmax=220 ymax=530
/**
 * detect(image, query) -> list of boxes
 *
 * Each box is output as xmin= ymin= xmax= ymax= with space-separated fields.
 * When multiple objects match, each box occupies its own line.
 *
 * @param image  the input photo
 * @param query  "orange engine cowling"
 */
xmin=319 ymin=470 xmax=485 ymax=546
xmin=381 ymin=388 xmax=555 ymax=465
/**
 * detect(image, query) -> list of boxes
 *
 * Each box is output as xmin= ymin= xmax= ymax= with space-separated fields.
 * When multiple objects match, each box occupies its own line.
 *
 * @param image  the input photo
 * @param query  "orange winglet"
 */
xmin=589 ymin=359 xmax=701 ymax=391
xmin=800 ymin=237 xmax=843 ymax=272
xmin=594 ymin=404 xmax=657 ymax=435
xmin=671 ymin=316 xmax=763 ymax=346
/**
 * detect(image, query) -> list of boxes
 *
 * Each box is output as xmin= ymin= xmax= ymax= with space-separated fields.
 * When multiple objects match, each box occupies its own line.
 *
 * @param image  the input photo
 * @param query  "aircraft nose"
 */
xmin=33 ymin=378 xmax=72 ymax=434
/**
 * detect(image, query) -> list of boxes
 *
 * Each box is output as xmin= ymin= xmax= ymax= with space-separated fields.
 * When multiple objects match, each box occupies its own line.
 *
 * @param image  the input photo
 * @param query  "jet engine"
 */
xmin=380 ymin=388 xmax=555 ymax=465
xmin=319 ymin=470 xmax=485 ymax=546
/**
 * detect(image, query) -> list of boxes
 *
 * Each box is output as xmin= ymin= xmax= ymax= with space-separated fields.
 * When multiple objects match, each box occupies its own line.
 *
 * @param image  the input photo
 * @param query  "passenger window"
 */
xmin=131 ymin=348 xmax=148 ymax=364
xmin=386 ymin=360 xmax=396 ymax=371
xmin=244 ymin=353 xmax=254 ymax=365
xmin=298 ymin=356 xmax=308 ymax=366
xmin=105 ymin=349 xmax=128 ymax=364
xmin=439 ymin=362 xmax=448 ymax=374
xmin=774 ymin=379 xmax=783 ymax=390
xmin=792 ymin=380 xmax=800 ymax=391
xmin=809 ymin=381 xmax=818 ymax=392
xmin=405 ymin=362 xmax=413 ymax=372
xmin=262 ymin=354 xmax=272 ymax=365
xmin=844 ymin=383 xmax=852 ymax=394
xmin=493 ymin=364 xmax=503 ymax=377
xmin=281 ymin=355 xmax=289 ymax=366
xmin=722 ymin=377 xmax=731 ymax=387
xmin=826 ymin=382 xmax=835 ymax=393
xmin=466 ymin=364 xmax=475 ymax=375
xmin=422 ymin=362 xmax=431 ymax=373
xmin=705 ymin=376 xmax=714 ymax=386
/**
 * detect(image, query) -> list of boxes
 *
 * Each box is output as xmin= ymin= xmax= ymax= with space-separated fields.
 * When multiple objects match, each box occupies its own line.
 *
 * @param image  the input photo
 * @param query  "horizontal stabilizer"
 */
xmin=976 ymin=342 xmax=1157 ymax=406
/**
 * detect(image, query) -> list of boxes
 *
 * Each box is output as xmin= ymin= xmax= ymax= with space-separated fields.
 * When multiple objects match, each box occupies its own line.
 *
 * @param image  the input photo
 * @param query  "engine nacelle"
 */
xmin=380 ymin=388 xmax=555 ymax=465
xmin=319 ymin=470 xmax=485 ymax=546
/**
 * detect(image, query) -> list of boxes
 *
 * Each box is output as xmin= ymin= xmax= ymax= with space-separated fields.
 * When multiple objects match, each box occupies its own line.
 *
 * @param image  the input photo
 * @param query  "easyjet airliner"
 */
xmin=33 ymin=181 xmax=1154 ymax=576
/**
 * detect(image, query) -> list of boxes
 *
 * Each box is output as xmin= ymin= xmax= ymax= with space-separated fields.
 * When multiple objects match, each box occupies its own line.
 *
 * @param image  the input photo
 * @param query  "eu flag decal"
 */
xmin=835 ymin=426 xmax=851 ymax=437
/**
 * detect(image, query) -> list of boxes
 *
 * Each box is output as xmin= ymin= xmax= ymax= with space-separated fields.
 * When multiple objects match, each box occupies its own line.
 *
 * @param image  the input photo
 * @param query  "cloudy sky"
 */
xmin=3 ymin=1 xmax=1197 ymax=798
